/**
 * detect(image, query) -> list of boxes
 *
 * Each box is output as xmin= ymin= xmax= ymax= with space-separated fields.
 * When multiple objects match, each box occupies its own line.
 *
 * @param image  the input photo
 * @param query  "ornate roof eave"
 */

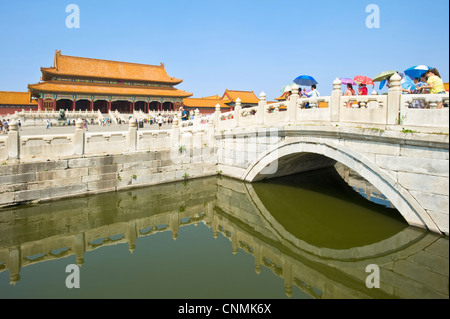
xmin=40 ymin=68 xmax=183 ymax=85
xmin=27 ymin=82 xmax=193 ymax=99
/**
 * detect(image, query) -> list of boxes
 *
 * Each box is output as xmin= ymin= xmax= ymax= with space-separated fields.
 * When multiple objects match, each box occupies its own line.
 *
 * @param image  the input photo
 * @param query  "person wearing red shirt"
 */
xmin=358 ymin=84 xmax=368 ymax=95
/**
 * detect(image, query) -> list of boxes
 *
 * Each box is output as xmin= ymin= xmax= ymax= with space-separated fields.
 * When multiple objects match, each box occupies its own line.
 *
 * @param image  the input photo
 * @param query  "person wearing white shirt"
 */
xmin=305 ymin=84 xmax=320 ymax=98
xmin=303 ymin=85 xmax=320 ymax=108
xmin=156 ymin=114 xmax=163 ymax=130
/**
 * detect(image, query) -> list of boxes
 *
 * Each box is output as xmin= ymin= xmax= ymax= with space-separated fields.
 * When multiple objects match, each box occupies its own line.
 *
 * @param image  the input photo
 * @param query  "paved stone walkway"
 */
xmin=14 ymin=123 xmax=173 ymax=136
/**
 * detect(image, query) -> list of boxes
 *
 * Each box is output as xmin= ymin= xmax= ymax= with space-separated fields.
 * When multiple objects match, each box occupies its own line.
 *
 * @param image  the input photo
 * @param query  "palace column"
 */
xmin=38 ymin=98 xmax=43 ymax=111
xmin=131 ymin=101 xmax=135 ymax=113
xmin=145 ymin=101 xmax=149 ymax=113
xmin=89 ymin=100 xmax=94 ymax=112
xmin=107 ymin=101 xmax=111 ymax=113
xmin=52 ymin=99 xmax=57 ymax=111
xmin=72 ymin=99 xmax=76 ymax=111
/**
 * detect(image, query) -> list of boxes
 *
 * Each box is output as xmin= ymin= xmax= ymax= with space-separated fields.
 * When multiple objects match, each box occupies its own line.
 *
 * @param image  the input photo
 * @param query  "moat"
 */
xmin=0 ymin=165 xmax=448 ymax=299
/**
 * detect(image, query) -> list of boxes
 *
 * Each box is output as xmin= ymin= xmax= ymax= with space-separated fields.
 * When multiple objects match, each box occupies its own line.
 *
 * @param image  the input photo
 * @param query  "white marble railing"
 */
xmin=85 ymin=132 xmax=128 ymax=155
xmin=1 ymin=114 xmax=216 ymax=161
xmin=10 ymin=109 xmax=180 ymax=127
xmin=214 ymin=75 xmax=448 ymax=132
xmin=0 ymin=136 xmax=8 ymax=161
xmin=137 ymin=130 xmax=171 ymax=151
xmin=400 ymin=93 xmax=449 ymax=129
xmin=339 ymin=94 xmax=388 ymax=125
xmin=20 ymin=134 xmax=74 ymax=159
xmin=1 ymin=74 xmax=448 ymax=162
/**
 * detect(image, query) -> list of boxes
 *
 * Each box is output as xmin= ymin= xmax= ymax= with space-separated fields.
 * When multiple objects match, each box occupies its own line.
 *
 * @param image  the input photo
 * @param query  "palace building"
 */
xmin=182 ymin=95 xmax=231 ymax=114
xmin=0 ymin=91 xmax=38 ymax=116
xmin=221 ymin=89 xmax=260 ymax=108
xmin=27 ymin=50 xmax=193 ymax=113
xmin=183 ymin=90 xmax=260 ymax=115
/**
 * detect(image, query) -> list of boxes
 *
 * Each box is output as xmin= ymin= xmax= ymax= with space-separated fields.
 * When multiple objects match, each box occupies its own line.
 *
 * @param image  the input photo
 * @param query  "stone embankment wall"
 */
xmin=0 ymin=150 xmax=217 ymax=207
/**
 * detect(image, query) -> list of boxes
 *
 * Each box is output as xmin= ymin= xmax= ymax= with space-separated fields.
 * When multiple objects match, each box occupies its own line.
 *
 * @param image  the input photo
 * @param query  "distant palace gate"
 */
xmin=28 ymin=50 xmax=193 ymax=113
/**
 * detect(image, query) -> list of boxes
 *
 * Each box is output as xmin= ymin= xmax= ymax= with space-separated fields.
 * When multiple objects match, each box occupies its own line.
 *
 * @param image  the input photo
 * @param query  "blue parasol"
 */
xmin=401 ymin=77 xmax=416 ymax=91
xmin=293 ymin=75 xmax=318 ymax=87
xmin=404 ymin=65 xmax=432 ymax=80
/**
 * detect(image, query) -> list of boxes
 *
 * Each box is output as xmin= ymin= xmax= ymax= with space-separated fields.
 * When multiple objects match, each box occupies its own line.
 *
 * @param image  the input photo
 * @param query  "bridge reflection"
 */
xmin=0 ymin=174 xmax=448 ymax=299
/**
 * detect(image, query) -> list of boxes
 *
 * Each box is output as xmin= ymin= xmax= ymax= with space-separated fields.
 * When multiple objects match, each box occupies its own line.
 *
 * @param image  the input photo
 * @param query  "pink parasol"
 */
xmin=339 ymin=78 xmax=357 ymax=85
xmin=353 ymin=75 xmax=375 ymax=87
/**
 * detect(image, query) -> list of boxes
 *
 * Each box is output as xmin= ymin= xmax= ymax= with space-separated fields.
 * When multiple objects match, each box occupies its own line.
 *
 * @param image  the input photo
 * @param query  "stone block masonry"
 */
xmin=0 ymin=150 xmax=217 ymax=207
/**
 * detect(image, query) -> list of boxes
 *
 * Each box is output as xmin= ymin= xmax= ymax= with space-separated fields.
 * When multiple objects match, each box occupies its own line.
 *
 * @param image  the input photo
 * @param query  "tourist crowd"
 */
xmin=284 ymin=67 xmax=447 ymax=109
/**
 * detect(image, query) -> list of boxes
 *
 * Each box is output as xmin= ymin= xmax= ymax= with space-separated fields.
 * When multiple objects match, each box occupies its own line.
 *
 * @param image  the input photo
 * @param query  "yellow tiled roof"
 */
xmin=28 ymin=81 xmax=193 ymax=98
xmin=0 ymin=91 xmax=38 ymax=105
xmin=183 ymin=97 xmax=229 ymax=108
xmin=222 ymin=90 xmax=260 ymax=104
xmin=41 ymin=50 xmax=183 ymax=84
xmin=202 ymin=95 xmax=222 ymax=99
xmin=275 ymin=92 xmax=288 ymax=101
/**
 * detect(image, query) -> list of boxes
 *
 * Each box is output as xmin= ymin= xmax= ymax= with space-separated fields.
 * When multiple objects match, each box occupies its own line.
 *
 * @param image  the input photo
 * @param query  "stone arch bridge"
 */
xmin=212 ymin=75 xmax=448 ymax=235
xmin=215 ymin=125 xmax=448 ymax=235
xmin=1 ymin=74 xmax=448 ymax=235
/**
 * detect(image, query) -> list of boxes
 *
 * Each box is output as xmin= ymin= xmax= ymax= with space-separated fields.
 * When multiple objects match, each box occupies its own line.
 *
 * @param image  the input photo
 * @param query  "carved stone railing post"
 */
xmin=194 ymin=108 xmax=200 ymax=126
xmin=7 ymin=119 xmax=20 ymax=161
xmin=214 ymin=103 xmax=221 ymax=130
xmin=257 ymin=92 xmax=266 ymax=125
xmin=171 ymin=116 xmax=180 ymax=148
xmin=387 ymin=73 xmax=402 ymax=125
xmin=128 ymin=117 xmax=137 ymax=152
xmin=74 ymin=118 xmax=85 ymax=155
xmin=289 ymin=84 xmax=299 ymax=122
xmin=368 ymin=90 xmax=378 ymax=109
xmin=330 ymin=78 xmax=342 ymax=122
xmin=206 ymin=115 xmax=216 ymax=151
xmin=234 ymin=98 xmax=242 ymax=127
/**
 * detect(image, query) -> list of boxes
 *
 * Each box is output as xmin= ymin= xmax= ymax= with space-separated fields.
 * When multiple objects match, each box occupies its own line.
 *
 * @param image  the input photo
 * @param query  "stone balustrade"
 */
xmin=0 ymin=113 xmax=213 ymax=162
xmin=9 ymin=108 xmax=180 ymax=127
xmin=214 ymin=74 xmax=449 ymax=132
xmin=1 ymin=74 xmax=448 ymax=163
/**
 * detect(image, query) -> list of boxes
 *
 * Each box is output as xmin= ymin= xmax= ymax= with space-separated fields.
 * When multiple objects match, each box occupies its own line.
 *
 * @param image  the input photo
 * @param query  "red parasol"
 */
xmin=353 ymin=75 xmax=375 ymax=87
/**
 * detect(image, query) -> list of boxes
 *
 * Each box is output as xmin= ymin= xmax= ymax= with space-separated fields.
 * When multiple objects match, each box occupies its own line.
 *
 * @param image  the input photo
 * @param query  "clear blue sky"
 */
xmin=0 ymin=0 xmax=448 ymax=101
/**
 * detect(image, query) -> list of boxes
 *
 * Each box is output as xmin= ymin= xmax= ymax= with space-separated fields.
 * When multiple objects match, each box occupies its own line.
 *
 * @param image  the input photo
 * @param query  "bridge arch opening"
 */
xmin=246 ymin=165 xmax=409 ymax=250
xmin=243 ymin=141 xmax=441 ymax=233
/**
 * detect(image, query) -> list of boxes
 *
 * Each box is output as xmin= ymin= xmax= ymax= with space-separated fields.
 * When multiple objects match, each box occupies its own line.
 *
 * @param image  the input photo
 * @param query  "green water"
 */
xmin=0 ymin=165 xmax=448 ymax=299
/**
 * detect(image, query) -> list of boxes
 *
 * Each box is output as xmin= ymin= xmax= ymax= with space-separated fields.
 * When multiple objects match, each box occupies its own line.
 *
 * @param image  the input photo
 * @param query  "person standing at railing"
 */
xmin=303 ymin=85 xmax=320 ymax=108
xmin=305 ymin=84 xmax=320 ymax=98
xmin=418 ymin=68 xmax=446 ymax=108
xmin=408 ymin=78 xmax=425 ymax=108
xmin=285 ymin=91 xmax=292 ymax=101
xmin=419 ymin=74 xmax=430 ymax=94
xmin=344 ymin=83 xmax=355 ymax=108
xmin=358 ymin=84 xmax=368 ymax=96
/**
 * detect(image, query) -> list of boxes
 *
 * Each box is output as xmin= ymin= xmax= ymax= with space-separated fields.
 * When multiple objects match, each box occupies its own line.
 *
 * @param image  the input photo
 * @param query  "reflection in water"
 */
xmin=335 ymin=163 xmax=395 ymax=209
xmin=0 ymin=169 xmax=448 ymax=299
xmin=251 ymin=164 xmax=408 ymax=249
